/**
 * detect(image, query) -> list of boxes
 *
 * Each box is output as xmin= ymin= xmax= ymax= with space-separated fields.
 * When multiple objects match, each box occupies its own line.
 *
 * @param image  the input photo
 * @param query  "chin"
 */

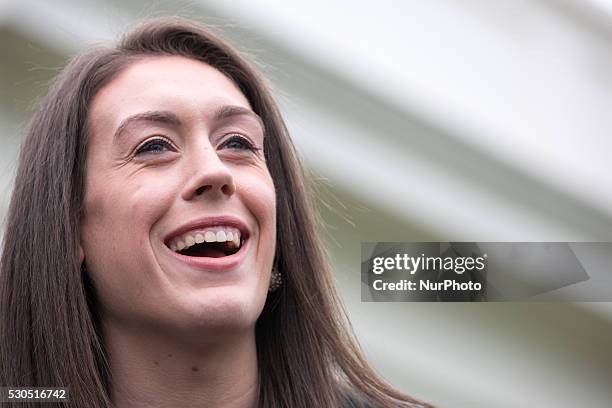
xmin=177 ymin=285 xmax=265 ymax=333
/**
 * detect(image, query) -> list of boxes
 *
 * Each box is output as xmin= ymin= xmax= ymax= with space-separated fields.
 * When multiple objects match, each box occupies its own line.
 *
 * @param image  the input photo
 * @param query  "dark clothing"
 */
xmin=338 ymin=387 xmax=427 ymax=408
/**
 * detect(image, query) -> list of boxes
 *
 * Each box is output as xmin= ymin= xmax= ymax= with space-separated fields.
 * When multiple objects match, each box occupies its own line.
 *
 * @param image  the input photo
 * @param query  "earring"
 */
xmin=268 ymin=263 xmax=282 ymax=292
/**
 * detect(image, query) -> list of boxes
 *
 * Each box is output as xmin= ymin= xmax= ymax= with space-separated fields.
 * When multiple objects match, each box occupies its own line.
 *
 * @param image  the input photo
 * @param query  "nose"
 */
xmin=181 ymin=147 xmax=236 ymax=201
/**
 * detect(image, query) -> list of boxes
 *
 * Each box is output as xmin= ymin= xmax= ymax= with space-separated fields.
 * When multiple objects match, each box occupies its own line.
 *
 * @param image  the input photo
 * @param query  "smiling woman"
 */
xmin=0 ymin=17 xmax=431 ymax=408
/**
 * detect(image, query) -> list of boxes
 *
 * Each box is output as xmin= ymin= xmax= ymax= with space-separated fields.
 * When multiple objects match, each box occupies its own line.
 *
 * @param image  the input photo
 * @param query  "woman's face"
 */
xmin=81 ymin=56 xmax=276 ymax=337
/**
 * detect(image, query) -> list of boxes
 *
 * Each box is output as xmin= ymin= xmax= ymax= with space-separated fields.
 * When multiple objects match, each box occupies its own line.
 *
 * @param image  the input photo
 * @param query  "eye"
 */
xmin=219 ymin=134 xmax=260 ymax=153
xmin=135 ymin=137 xmax=173 ymax=156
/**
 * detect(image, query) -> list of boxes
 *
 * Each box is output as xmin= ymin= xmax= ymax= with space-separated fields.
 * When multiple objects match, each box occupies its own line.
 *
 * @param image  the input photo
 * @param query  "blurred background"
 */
xmin=1 ymin=0 xmax=611 ymax=407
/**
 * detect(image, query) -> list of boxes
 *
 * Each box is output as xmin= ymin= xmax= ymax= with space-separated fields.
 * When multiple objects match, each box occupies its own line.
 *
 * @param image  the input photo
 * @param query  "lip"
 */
xmin=163 ymin=215 xmax=251 ymax=272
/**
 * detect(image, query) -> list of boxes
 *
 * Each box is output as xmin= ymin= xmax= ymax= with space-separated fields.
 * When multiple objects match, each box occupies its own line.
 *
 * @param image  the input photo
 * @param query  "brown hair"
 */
xmin=0 ymin=17 xmax=430 ymax=408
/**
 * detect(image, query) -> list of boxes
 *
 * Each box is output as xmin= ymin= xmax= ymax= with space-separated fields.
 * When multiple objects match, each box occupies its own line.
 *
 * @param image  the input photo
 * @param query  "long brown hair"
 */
xmin=0 ymin=17 xmax=430 ymax=408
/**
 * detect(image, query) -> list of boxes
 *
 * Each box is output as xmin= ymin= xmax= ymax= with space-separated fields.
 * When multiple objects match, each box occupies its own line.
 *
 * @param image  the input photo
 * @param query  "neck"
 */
xmin=104 ymin=320 xmax=259 ymax=408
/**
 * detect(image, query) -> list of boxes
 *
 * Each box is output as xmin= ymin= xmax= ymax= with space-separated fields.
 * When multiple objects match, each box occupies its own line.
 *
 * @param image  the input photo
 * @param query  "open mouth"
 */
xmin=166 ymin=226 xmax=246 ymax=258
xmin=178 ymin=240 xmax=241 ymax=258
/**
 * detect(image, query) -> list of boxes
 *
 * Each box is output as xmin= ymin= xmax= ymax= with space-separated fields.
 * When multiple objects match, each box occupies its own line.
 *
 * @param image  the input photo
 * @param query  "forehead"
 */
xmin=89 ymin=55 xmax=251 ymax=132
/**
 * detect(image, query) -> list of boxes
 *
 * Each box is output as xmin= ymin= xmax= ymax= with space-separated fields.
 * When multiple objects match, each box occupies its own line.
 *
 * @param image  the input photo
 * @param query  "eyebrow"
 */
xmin=113 ymin=105 xmax=264 ymax=141
xmin=114 ymin=111 xmax=181 ymax=141
xmin=213 ymin=105 xmax=264 ymax=131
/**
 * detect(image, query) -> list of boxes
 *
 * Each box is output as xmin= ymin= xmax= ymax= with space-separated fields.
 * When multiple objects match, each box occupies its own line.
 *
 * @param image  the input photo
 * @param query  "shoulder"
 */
xmin=337 ymin=386 xmax=428 ymax=408
xmin=337 ymin=389 xmax=373 ymax=408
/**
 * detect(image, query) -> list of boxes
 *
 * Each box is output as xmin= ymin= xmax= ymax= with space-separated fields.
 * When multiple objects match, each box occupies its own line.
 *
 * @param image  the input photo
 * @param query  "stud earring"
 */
xmin=268 ymin=263 xmax=282 ymax=292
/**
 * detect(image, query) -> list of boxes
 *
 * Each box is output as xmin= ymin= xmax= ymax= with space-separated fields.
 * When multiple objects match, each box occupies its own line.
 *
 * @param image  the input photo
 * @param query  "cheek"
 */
xmin=80 ymin=173 xmax=177 ymax=269
xmin=237 ymin=171 xmax=276 ymax=232
xmin=235 ymin=170 xmax=276 ymax=274
xmin=85 ymin=168 xmax=179 ymax=222
xmin=80 ymin=171 xmax=180 ymax=315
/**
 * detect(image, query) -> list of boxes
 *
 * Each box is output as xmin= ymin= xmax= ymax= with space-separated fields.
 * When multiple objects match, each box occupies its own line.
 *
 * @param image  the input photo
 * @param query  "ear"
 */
xmin=79 ymin=244 xmax=85 ymax=263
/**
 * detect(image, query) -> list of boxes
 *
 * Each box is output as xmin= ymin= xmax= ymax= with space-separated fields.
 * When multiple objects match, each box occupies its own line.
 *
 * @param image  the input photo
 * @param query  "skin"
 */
xmin=80 ymin=56 xmax=276 ymax=407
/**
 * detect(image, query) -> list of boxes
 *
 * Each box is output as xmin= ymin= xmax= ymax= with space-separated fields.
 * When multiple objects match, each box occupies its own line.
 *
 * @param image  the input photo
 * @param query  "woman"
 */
xmin=0 ymin=17 xmax=431 ymax=408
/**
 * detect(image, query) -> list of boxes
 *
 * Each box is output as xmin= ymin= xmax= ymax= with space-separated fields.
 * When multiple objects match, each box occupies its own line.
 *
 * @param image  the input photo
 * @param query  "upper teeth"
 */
xmin=169 ymin=226 xmax=242 ymax=252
